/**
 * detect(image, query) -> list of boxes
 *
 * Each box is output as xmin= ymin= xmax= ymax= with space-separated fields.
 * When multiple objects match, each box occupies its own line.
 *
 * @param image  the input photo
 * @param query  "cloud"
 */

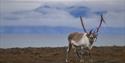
xmin=0 ymin=0 xmax=41 ymax=13
xmin=0 ymin=0 xmax=125 ymax=29
xmin=1 ymin=0 xmax=124 ymax=13
xmin=0 ymin=9 xmax=81 ymax=28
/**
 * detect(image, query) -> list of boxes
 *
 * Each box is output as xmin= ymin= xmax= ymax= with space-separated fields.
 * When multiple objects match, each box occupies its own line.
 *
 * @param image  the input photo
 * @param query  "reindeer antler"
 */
xmin=96 ymin=14 xmax=105 ymax=33
xmin=80 ymin=16 xmax=87 ymax=32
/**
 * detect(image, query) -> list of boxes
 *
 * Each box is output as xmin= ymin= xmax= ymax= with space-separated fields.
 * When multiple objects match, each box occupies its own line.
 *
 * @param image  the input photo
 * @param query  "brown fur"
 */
xmin=68 ymin=32 xmax=84 ymax=42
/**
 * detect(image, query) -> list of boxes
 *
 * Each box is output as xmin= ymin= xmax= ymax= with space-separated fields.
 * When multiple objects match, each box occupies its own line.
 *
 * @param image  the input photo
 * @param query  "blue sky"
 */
xmin=0 ymin=0 xmax=125 ymax=35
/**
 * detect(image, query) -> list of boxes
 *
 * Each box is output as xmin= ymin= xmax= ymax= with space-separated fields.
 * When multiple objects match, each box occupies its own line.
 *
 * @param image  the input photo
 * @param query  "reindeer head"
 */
xmin=80 ymin=14 xmax=105 ymax=44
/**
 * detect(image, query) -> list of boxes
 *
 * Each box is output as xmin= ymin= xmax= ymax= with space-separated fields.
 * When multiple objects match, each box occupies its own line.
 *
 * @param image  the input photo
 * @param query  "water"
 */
xmin=0 ymin=34 xmax=125 ymax=48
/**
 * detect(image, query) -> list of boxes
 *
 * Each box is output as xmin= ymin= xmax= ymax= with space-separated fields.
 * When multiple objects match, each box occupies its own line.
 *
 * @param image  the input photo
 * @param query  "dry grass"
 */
xmin=0 ymin=46 xmax=125 ymax=63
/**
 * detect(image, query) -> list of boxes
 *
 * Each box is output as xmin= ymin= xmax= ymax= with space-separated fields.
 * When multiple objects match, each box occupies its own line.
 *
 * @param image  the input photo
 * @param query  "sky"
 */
xmin=0 ymin=0 xmax=125 ymax=35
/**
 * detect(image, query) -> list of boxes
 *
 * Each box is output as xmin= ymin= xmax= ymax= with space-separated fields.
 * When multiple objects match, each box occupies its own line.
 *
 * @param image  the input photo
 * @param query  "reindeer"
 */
xmin=66 ymin=15 xmax=105 ymax=63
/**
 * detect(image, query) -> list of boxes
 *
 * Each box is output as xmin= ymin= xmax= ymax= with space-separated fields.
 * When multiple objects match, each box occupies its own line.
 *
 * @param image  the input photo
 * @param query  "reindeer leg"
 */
xmin=79 ymin=49 xmax=85 ymax=63
xmin=76 ymin=50 xmax=81 ymax=59
xmin=66 ymin=43 xmax=72 ymax=63
xmin=88 ymin=51 xmax=93 ymax=63
xmin=80 ymin=54 xmax=84 ymax=63
xmin=80 ymin=48 xmax=88 ymax=63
